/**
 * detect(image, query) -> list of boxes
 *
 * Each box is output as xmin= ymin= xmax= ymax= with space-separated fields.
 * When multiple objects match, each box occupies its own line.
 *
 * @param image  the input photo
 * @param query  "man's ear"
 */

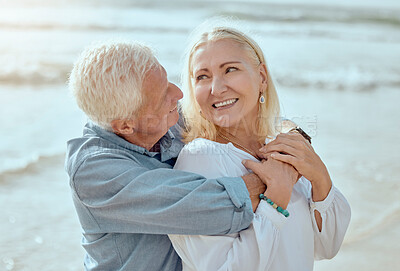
xmin=110 ymin=119 xmax=135 ymax=135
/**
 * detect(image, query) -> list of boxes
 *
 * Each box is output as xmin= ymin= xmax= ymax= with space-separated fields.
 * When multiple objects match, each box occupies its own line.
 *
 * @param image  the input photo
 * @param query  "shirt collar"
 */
xmin=86 ymin=121 xmax=183 ymax=161
xmin=158 ymin=128 xmax=184 ymax=162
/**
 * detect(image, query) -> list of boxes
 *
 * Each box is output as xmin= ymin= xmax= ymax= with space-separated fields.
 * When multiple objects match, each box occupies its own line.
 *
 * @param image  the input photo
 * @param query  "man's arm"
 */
xmin=70 ymin=152 xmax=254 ymax=236
xmin=242 ymin=174 xmax=266 ymax=212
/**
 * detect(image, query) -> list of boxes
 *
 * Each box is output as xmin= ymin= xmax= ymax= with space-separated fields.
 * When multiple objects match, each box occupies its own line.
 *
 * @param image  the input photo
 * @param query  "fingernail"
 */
xmin=271 ymin=154 xmax=276 ymax=158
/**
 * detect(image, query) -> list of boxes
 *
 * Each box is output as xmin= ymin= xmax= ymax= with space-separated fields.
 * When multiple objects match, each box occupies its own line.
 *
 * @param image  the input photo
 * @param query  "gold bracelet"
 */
xmin=289 ymin=126 xmax=312 ymax=144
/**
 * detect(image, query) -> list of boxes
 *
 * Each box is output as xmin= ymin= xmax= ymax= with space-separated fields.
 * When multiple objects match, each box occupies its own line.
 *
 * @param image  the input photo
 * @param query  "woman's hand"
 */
xmin=259 ymin=132 xmax=332 ymax=201
xmin=243 ymin=157 xmax=298 ymax=209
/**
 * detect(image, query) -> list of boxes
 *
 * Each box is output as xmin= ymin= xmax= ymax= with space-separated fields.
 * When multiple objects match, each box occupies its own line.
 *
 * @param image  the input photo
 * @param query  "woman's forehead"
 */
xmin=195 ymin=39 xmax=243 ymax=55
xmin=193 ymin=40 xmax=244 ymax=60
xmin=191 ymin=40 xmax=250 ymax=71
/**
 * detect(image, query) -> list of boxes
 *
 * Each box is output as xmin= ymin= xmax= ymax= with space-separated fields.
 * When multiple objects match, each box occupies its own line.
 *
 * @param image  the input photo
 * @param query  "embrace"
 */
xmin=66 ymin=22 xmax=351 ymax=271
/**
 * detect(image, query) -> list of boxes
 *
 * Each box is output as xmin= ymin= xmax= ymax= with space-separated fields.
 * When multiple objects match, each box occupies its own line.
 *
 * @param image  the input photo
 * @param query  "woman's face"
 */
xmin=191 ymin=39 xmax=267 ymax=130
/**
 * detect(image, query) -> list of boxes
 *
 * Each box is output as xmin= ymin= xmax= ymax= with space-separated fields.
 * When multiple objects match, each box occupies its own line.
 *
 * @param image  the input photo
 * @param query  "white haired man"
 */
xmin=66 ymin=41 xmax=272 ymax=270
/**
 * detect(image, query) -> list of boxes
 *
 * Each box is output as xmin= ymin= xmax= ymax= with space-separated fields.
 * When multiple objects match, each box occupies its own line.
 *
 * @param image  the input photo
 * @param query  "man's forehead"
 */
xmin=148 ymin=63 xmax=167 ymax=82
xmin=141 ymin=62 xmax=168 ymax=100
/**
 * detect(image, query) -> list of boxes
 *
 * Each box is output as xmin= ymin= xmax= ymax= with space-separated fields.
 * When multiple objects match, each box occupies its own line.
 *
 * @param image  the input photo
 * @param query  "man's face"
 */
xmin=133 ymin=63 xmax=183 ymax=137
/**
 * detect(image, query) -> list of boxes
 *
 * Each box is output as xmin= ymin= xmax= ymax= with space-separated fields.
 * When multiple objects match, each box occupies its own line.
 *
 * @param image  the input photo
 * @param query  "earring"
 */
xmin=259 ymin=94 xmax=265 ymax=104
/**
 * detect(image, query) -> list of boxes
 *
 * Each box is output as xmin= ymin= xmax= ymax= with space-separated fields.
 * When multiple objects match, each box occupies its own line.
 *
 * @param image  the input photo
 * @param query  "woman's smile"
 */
xmin=212 ymin=98 xmax=238 ymax=109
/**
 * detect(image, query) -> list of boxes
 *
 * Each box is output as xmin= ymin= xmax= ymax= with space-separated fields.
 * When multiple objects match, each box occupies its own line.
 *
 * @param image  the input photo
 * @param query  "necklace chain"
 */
xmin=218 ymin=132 xmax=257 ymax=157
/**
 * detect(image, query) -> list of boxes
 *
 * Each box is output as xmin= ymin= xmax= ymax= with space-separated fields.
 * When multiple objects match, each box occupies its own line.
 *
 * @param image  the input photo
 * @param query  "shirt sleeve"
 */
xmin=70 ymin=151 xmax=253 ymax=235
xmin=308 ymin=183 xmax=351 ymax=260
xmin=169 ymin=143 xmax=288 ymax=271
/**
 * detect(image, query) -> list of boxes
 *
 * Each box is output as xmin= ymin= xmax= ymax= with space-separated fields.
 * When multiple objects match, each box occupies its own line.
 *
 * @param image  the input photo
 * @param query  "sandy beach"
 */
xmin=0 ymin=155 xmax=84 ymax=271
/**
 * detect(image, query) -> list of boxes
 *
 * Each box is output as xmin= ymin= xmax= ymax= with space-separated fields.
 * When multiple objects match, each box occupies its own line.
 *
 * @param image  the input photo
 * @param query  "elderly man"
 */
xmin=66 ymin=41 xmax=270 ymax=270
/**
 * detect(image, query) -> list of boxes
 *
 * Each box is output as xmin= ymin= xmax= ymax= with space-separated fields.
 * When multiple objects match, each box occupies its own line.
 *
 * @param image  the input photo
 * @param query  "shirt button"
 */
xmin=234 ymin=203 xmax=246 ymax=212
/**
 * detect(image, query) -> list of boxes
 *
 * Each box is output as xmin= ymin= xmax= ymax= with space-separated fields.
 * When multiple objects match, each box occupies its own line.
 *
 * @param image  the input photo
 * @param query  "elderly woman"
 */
xmin=168 ymin=25 xmax=351 ymax=271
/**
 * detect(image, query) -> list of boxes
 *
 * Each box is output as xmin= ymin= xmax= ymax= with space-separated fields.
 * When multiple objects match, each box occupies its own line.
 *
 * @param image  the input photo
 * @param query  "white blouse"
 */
xmin=170 ymin=138 xmax=351 ymax=271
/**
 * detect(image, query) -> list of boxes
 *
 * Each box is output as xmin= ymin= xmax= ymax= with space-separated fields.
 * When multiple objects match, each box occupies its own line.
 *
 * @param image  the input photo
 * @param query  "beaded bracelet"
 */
xmin=259 ymin=194 xmax=290 ymax=217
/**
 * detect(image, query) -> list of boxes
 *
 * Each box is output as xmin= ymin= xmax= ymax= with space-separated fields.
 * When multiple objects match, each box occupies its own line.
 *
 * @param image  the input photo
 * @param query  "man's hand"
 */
xmin=242 ymin=173 xmax=266 ymax=212
xmin=243 ymin=158 xmax=298 ymax=209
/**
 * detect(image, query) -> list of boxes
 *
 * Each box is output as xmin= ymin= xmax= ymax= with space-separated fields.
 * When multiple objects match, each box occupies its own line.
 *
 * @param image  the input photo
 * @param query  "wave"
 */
xmin=1 ymin=3 xmax=399 ymax=31
xmin=220 ymin=5 xmax=400 ymax=28
xmin=0 ymin=23 xmax=188 ymax=34
xmin=0 ymin=2 xmax=398 ymax=90
xmin=0 ymin=152 xmax=66 ymax=179
xmin=0 ymin=62 xmax=71 ymax=85
xmin=0 ymin=5 xmax=193 ymax=33
xmin=274 ymin=70 xmax=400 ymax=92
xmin=343 ymin=204 xmax=400 ymax=245
xmin=2 ymin=62 xmax=399 ymax=91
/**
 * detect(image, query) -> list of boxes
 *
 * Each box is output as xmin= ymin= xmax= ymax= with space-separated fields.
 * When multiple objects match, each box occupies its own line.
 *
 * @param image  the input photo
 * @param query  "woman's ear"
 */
xmin=110 ymin=119 xmax=135 ymax=135
xmin=258 ymin=63 xmax=268 ymax=91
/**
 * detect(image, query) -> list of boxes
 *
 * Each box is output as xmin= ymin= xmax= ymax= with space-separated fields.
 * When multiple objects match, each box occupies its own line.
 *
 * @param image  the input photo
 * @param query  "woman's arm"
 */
xmin=260 ymin=133 xmax=351 ymax=258
xmin=259 ymin=131 xmax=333 ymax=230
xmin=308 ymin=183 xmax=351 ymax=259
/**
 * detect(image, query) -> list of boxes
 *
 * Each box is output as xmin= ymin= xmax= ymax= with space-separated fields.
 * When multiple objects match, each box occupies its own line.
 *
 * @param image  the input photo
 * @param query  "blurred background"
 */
xmin=0 ymin=0 xmax=399 ymax=270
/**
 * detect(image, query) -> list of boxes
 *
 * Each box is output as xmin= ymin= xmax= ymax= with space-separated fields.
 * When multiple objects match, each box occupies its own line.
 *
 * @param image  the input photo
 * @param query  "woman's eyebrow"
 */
xmin=219 ymin=61 xmax=241 ymax=68
xmin=194 ymin=61 xmax=242 ymax=74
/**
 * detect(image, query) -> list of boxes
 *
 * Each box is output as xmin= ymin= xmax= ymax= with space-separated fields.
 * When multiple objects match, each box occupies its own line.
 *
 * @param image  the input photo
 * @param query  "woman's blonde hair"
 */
xmin=180 ymin=22 xmax=280 ymax=143
xmin=69 ymin=41 xmax=158 ymax=130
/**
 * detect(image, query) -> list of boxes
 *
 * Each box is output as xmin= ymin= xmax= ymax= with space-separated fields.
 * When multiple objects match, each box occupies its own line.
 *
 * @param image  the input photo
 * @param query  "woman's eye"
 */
xmin=226 ymin=67 xmax=238 ymax=73
xmin=196 ymin=75 xmax=208 ymax=81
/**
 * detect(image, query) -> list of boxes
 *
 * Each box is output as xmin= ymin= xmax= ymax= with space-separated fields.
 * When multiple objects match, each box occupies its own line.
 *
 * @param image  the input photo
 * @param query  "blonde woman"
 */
xmin=169 ymin=24 xmax=351 ymax=271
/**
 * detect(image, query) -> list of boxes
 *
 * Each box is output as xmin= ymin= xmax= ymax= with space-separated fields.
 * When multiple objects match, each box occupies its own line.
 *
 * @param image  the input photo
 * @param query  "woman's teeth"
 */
xmin=213 ymin=98 xmax=237 ymax=108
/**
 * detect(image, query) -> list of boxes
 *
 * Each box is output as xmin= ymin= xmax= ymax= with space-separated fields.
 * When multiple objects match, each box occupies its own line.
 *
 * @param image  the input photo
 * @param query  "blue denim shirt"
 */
xmin=65 ymin=122 xmax=253 ymax=271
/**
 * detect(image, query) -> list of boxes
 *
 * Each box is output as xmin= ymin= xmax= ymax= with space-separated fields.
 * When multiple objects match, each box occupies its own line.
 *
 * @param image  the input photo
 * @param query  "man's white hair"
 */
xmin=69 ymin=40 xmax=158 ymax=130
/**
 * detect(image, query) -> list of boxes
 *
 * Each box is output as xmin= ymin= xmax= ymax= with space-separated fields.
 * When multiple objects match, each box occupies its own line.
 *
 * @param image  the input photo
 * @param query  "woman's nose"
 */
xmin=211 ymin=76 xmax=227 ymax=96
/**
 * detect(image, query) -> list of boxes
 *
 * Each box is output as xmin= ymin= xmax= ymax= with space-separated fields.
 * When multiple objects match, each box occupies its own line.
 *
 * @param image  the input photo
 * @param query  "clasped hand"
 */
xmin=243 ymin=155 xmax=298 ymax=210
xmin=259 ymin=132 xmax=332 ymax=202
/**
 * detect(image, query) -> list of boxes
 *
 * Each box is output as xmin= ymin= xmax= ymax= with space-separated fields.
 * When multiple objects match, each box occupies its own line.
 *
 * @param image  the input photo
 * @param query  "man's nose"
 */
xmin=170 ymin=83 xmax=183 ymax=100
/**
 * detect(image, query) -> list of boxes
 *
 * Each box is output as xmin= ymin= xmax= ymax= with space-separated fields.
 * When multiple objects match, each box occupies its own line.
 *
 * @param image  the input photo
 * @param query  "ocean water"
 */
xmin=1 ymin=0 xmax=400 ymax=270
xmin=1 ymin=0 xmax=399 ymax=174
